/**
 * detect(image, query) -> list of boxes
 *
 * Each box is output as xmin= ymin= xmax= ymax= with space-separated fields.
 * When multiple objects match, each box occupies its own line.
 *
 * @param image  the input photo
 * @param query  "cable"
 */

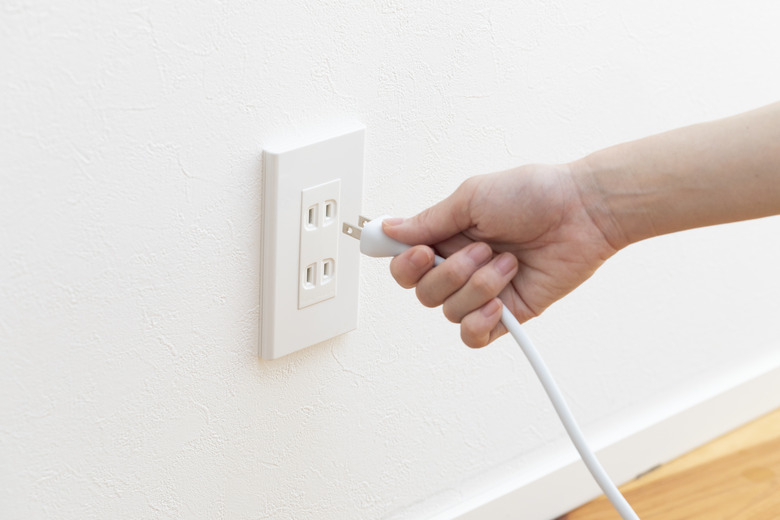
xmin=343 ymin=216 xmax=640 ymax=520
xmin=499 ymin=305 xmax=639 ymax=519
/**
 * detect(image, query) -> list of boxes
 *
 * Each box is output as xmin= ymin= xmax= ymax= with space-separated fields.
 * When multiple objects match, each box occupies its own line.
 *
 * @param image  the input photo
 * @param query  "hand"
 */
xmin=384 ymin=163 xmax=617 ymax=348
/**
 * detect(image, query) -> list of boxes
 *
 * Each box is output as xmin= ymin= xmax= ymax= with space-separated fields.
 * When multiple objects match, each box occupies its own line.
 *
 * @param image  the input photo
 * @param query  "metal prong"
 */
xmin=358 ymin=215 xmax=371 ymax=228
xmin=342 ymin=222 xmax=362 ymax=240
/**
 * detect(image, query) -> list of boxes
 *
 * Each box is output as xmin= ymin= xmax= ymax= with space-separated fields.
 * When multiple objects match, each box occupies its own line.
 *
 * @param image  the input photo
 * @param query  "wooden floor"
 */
xmin=559 ymin=408 xmax=780 ymax=520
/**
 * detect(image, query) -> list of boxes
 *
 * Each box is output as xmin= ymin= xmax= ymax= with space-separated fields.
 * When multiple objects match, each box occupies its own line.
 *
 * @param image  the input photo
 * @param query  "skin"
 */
xmin=384 ymin=102 xmax=780 ymax=348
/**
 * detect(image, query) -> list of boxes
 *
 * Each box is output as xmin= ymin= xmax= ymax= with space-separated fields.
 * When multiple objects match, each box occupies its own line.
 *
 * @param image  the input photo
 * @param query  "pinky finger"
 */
xmin=460 ymin=298 xmax=507 ymax=349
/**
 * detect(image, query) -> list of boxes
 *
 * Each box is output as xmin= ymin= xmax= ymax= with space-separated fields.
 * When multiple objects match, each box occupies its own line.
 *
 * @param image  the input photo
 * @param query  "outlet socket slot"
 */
xmin=324 ymin=201 xmax=335 ymax=224
xmin=303 ymin=263 xmax=315 ymax=289
xmin=306 ymin=206 xmax=317 ymax=229
xmin=322 ymin=258 xmax=334 ymax=282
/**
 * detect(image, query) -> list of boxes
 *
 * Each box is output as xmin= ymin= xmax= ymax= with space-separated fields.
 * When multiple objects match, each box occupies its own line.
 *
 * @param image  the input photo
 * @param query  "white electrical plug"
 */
xmin=343 ymin=215 xmax=433 ymax=259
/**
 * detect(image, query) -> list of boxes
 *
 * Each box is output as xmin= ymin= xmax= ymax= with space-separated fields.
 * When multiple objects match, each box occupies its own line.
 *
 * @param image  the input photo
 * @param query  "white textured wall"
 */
xmin=2 ymin=1 xmax=780 ymax=519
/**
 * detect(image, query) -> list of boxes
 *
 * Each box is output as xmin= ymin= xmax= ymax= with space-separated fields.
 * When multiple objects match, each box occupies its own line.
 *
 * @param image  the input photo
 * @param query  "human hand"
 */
xmin=384 ymin=163 xmax=617 ymax=348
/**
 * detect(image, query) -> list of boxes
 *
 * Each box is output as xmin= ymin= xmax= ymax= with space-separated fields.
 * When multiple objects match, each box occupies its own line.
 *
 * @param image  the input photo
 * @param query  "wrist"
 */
xmin=567 ymin=151 xmax=636 ymax=251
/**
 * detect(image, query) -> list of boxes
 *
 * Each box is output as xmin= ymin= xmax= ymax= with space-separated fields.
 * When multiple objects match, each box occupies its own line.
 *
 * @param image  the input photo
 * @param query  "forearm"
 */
xmin=572 ymin=102 xmax=780 ymax=249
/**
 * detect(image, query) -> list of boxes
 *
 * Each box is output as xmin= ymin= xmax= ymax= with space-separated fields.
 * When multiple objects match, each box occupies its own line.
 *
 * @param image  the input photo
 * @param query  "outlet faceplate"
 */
xmin=261 ymin=124 xmax=364 ymax=360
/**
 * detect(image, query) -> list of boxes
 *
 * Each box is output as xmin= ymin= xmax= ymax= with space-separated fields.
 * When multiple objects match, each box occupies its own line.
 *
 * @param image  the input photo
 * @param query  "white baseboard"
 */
xmin=428 ymin=354 xmax=780 ymax=520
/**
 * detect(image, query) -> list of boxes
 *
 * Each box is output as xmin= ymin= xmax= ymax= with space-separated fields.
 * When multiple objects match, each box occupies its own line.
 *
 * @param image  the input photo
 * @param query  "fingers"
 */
xmin=382 ymin=177 xmax=478 ymax=246
xmin=390 ymin=241 xmax=519 ymax=350
xmin=432 ymin=233 xmax=475 ymax=258
xmin=389 ymin=245 xmax=436 ymax=289
xmin=415 ymin=242 xmax=493 ymax=307
xmin=387 ymin=233 xmax=480 ymax=291
xmin=460 ymin=299 xmax=506 ymax=348
xmin=441 ymin=252 xmax=518 ymax=323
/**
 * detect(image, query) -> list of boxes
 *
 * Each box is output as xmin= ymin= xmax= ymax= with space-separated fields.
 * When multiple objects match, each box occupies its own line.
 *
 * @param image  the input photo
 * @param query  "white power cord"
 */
xmin=344 ymin=215 xmax=640 ymax=520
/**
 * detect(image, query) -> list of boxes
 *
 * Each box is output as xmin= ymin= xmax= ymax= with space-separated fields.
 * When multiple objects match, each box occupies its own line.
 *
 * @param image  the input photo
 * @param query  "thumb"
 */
xmin=383 ymin=179 xmax=476 ymax=246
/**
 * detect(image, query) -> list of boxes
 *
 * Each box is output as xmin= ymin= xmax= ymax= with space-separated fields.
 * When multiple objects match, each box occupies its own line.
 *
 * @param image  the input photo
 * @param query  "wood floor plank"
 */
xmin=560 ymin=408 xmax=780 ymax=519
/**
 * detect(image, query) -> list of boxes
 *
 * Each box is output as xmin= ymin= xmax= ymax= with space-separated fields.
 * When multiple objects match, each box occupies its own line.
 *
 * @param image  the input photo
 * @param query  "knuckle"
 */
xmin=461 ymin=326 xmax=486 ymax=349
xmin=441 ymin=301 xmax=461 ymax=323
xmin=389 ymin=262 xmax=416 ymax=289
xmin=445 ymin=258 xmax=473 ymax=287
xmin=470 ymin=269 xmax=497 ymax=296
xmin=459 ymin=176 xmax=480 ymax=194
xmin=415 ymin=286 xmax=439 ymax=308
xmin=413 ymin=209 xmax=443 ymax=239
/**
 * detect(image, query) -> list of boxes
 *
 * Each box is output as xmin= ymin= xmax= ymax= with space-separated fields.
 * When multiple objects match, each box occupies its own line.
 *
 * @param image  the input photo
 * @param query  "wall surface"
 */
xmin=2 ymin=1 xmax=780 ymax=519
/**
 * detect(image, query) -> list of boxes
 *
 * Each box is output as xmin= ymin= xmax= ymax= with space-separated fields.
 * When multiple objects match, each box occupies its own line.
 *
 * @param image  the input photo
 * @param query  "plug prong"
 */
xmin=342 ymin=222 xmax=362 ymax=240
xmin=358 ymin=215 xmax=371 ymax=228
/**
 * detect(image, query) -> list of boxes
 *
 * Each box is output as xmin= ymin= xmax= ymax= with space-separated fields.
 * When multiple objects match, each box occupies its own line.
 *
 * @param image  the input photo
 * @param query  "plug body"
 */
xmin=359 ymin=215 xmax=411 ymax=257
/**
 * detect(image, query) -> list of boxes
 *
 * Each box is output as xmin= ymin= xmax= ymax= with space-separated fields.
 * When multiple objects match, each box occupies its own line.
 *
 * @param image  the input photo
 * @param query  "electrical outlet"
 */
xmin=298 ymin=179 xmax=340 ymax=308
xmin=261 ymin=123 xmax=364 ymax=360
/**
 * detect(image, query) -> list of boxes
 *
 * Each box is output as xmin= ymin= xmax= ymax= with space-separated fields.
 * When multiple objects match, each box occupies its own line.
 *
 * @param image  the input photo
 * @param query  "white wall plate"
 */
xmin=260 ymin=123 xmax=364 ymax=359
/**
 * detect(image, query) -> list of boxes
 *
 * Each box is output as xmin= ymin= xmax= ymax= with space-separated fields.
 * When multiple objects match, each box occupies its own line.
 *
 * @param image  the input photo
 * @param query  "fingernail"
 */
xmin=495 ymin=253 xmax=516 ymax=275
xmin=383 ymin=217 xmax=404 ymax=227
xmin=467 ymin=243 xmax=491 ymax=263
xmin=481 ymin=299 xmax=501 ymax=317
xmin=409 ymin=247 xmax=430 ymax=269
